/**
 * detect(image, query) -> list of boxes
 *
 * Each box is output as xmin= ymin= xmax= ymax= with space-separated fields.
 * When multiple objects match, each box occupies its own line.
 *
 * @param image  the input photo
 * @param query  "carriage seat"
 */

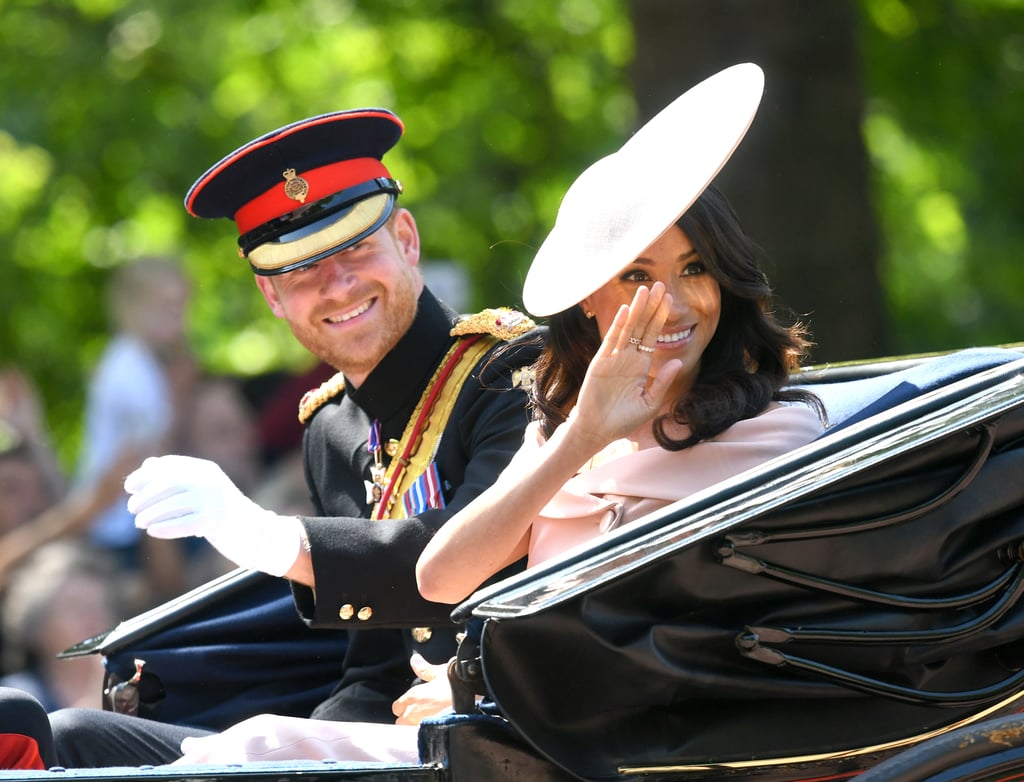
xmin=794 ymin=346 xmax=1022 ymax=434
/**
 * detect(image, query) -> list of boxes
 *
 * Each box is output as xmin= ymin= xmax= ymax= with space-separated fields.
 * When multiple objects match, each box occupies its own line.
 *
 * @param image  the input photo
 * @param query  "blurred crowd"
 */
xmin=0 ymin=256 xmax=330 ymax=711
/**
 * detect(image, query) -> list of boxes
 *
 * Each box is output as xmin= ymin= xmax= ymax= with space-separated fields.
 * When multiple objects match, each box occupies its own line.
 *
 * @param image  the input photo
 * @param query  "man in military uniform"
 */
xmin=48 ymin=108 xmax=541 ymax=765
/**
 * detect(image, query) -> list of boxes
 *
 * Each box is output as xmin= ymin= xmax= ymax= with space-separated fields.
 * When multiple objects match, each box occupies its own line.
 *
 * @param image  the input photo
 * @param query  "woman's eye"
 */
xmin=621 ymin=269 xmax=650 ymax=282
xmin=682 ymin=261 xmax=706 ymax=276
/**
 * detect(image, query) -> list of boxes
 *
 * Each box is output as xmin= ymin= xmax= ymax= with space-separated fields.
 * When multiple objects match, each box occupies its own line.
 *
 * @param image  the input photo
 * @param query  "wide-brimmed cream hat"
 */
xmin=522 ymin=63 xmax=765 ymax=317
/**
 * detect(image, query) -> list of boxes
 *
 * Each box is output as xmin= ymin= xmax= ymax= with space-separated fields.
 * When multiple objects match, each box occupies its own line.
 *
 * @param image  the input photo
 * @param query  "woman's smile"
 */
xmin=655 ymin=325 xmax=695 ymax=348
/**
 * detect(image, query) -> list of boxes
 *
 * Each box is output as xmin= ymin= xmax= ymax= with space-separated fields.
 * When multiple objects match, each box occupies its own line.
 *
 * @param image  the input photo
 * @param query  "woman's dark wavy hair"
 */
xmin=530 ymin=184 xmax=824 ymax=448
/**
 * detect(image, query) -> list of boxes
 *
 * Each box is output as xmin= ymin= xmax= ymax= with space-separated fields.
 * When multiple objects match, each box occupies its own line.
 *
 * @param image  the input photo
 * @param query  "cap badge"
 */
xmin=282 ymin=168 xmax=309 ymax=204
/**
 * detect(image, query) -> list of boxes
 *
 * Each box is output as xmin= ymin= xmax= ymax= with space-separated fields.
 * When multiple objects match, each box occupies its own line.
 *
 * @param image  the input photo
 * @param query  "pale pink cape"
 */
xmin=171 ymin=403 xmax=823 ymax=766
xmin=525 ymin=402 xmax=824 ymax=566
xmin=174 ymin=715 xmax=421 ymax=765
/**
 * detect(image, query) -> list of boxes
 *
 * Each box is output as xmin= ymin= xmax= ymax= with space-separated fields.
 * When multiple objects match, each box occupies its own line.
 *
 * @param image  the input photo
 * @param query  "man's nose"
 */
xmin=318 ymin=255 xmax=357 ymax=294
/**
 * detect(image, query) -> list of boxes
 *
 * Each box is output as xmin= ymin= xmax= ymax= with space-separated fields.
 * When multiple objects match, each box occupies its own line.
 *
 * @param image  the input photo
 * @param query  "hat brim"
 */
xmin=248 ymin=192 xmax=396 ymax=275
xmin=522 ymin=63 xmax=765 ymax=317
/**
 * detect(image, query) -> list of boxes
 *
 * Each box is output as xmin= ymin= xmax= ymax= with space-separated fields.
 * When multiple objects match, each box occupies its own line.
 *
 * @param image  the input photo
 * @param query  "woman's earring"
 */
xmin=585 ymin=310 xmax=594 ymax=319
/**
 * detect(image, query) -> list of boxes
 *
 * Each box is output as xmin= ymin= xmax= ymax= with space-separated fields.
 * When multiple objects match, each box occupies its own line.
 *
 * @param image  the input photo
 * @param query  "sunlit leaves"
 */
xmin=859 ymin=0 xmax=1024 ymax=352
xmin=0 ymin=0 xmax=632 ymax=466
xmin=9 ymin=0 xmax=1019 ymax=471
xmin=108 ymin=9 xmax=163 ymax=63
xmin=863 ymin=0 xmax=919 ymax=38
xmin=0 ymin=133 xmax=53 ymax=231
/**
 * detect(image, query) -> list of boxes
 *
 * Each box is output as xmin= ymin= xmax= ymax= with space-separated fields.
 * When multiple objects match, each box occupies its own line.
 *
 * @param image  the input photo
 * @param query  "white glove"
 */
xmin=125 ymin=455 xmax=304 ymax=577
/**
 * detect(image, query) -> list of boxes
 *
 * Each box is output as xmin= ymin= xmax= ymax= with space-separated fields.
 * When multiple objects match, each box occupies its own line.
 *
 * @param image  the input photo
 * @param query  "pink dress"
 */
xmin=170 ymin=402 xmax=823 ymax=766
xmin=525 ymin=402 xmax=824 ymax=566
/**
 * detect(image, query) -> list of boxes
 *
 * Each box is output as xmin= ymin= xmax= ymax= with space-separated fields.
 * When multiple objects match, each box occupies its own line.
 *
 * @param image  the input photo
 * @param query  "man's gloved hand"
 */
xmin=125 ymin=455 xmax=304 ymax=577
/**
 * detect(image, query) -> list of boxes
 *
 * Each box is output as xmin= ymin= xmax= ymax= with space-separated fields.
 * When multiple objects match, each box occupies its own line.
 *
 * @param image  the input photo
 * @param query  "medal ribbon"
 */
xmin=366 ymin=420 xmax=386 ymax=506
xmin=372 ymin=333 xmax=495 ymax=520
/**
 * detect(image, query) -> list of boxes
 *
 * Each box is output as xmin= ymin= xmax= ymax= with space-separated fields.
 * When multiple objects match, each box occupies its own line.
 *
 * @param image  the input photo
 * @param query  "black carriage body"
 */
xmin=459 ymin=347 xmax=1024 ymax=780
xmin=29 ymin=346 xmax=1024 ymax=782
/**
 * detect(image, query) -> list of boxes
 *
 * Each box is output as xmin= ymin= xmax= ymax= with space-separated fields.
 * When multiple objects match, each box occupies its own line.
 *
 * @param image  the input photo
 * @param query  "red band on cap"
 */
xmin=234 ymin=158 xmax=391 ymax=234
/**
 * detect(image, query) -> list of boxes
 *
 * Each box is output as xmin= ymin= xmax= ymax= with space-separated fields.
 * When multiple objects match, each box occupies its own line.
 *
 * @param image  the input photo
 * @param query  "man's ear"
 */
xmin=254 ymin=275 xmax=286 ymax=318
xmin=391 ymin=208 xmax=421 ymax=267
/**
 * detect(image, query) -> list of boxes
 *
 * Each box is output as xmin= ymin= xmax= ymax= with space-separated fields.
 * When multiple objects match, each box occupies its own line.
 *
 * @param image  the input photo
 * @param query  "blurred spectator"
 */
xmin=171 ymin=374 xmax=266 ymax=586
xmin=1 ymin=541 xmax=121 ymax=710
xmin=168 ymin=371 xmax=319 ymax=579
xmin=240 ymin=362 xmax=333 ymax=518
xmin=73 ymin=257 xmax=197 ymax=604
xmin=1 ymin=369 xmax=132 ymax=671
xmin=0 ymin=449 xmax=139 ymax=593
xmin=0 ymin=368 xmax=64 ymax=524
xmin=251 ymin=450 xmax=315 ymax=518
xmin=245 ymin=361 xmax=334 ymax=469
xmin=180 ymin=375 xmax=262 ymax=495
xmin=0 ymin=443 xmax=53 ymax=539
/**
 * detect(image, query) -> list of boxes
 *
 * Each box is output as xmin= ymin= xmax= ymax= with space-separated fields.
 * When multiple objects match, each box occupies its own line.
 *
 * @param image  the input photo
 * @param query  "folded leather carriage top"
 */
xmin=63 ymin=566 xmax=351 ymax=731
xmin=454 ymin=348 xmax=1024 ymax=781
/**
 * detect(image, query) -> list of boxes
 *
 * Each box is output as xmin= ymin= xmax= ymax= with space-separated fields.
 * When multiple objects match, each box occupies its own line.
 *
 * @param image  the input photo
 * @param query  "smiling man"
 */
xmin=48 ymin=108 xmax=542 ymax=766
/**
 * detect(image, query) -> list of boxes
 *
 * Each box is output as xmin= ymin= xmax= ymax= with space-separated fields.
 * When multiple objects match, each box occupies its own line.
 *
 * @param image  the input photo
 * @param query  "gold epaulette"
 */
xmin=450 ymin=307 xmax=536 ymax=341
xmin=298 ymin=371 xmax=346 ymax=424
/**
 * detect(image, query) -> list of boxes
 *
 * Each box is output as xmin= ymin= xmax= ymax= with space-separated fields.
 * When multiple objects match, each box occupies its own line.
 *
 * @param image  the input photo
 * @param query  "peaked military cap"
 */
xmin=185 ymin=109 xmax=405 ymax=275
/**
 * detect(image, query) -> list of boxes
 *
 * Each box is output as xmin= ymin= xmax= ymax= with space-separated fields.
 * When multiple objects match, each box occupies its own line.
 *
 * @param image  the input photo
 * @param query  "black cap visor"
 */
xmin=243 ymin=178 xmax=401 ymax=275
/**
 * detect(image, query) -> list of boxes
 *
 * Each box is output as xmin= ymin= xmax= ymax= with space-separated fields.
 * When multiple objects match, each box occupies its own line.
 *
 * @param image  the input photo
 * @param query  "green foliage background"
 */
xmin=1 ymin=0 xmax=1022 ymax=469
xmin=859 ymin=0 xmax=1024 ymax=355
xmin=0 ymin=0 xmax=634 ymax=465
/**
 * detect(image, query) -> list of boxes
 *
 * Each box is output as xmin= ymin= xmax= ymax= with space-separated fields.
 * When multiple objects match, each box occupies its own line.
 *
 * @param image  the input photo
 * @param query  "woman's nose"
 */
xmin=664 ymin=281 xmax=690 ymax=314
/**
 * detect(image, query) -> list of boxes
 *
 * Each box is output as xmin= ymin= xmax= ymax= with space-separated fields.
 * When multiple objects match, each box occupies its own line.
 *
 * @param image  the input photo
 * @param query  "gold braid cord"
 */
xmin=372 ymin=334 xmax=496 ymax=520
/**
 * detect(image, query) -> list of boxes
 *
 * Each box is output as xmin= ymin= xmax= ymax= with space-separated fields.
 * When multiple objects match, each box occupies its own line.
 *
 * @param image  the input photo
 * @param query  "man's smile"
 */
xmin=325 ymin=298 xmax=374 ymax=324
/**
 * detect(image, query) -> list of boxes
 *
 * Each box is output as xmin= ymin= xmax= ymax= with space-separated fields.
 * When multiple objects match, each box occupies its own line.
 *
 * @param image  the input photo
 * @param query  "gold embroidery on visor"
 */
xmin=247 ymin=193 xmax=391 ymax=271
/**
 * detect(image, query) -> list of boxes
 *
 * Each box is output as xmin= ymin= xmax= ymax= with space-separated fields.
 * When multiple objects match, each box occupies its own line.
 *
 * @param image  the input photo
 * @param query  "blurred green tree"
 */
xmin=626 ymin=0 xmax=1024 ymax=363
xmin=627 ymin=0 xmax=886 ymax=362
xmin=858 ymin=0 xmax=1024 ymax=355
xmin=0 ymin=0 xmax=633 ymax=465
xmin=2 ymin=0 xmax=1022 ymax=470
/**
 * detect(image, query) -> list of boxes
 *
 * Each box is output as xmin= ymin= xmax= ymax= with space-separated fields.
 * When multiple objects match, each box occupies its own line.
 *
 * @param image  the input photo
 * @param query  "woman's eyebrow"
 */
xmin=630 ymin=249 xmax=699 ymax=265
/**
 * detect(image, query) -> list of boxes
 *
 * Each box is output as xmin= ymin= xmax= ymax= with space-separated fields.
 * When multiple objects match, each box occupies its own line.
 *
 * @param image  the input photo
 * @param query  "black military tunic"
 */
xmin=290 ymin=286 xmax=541 ymax=722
